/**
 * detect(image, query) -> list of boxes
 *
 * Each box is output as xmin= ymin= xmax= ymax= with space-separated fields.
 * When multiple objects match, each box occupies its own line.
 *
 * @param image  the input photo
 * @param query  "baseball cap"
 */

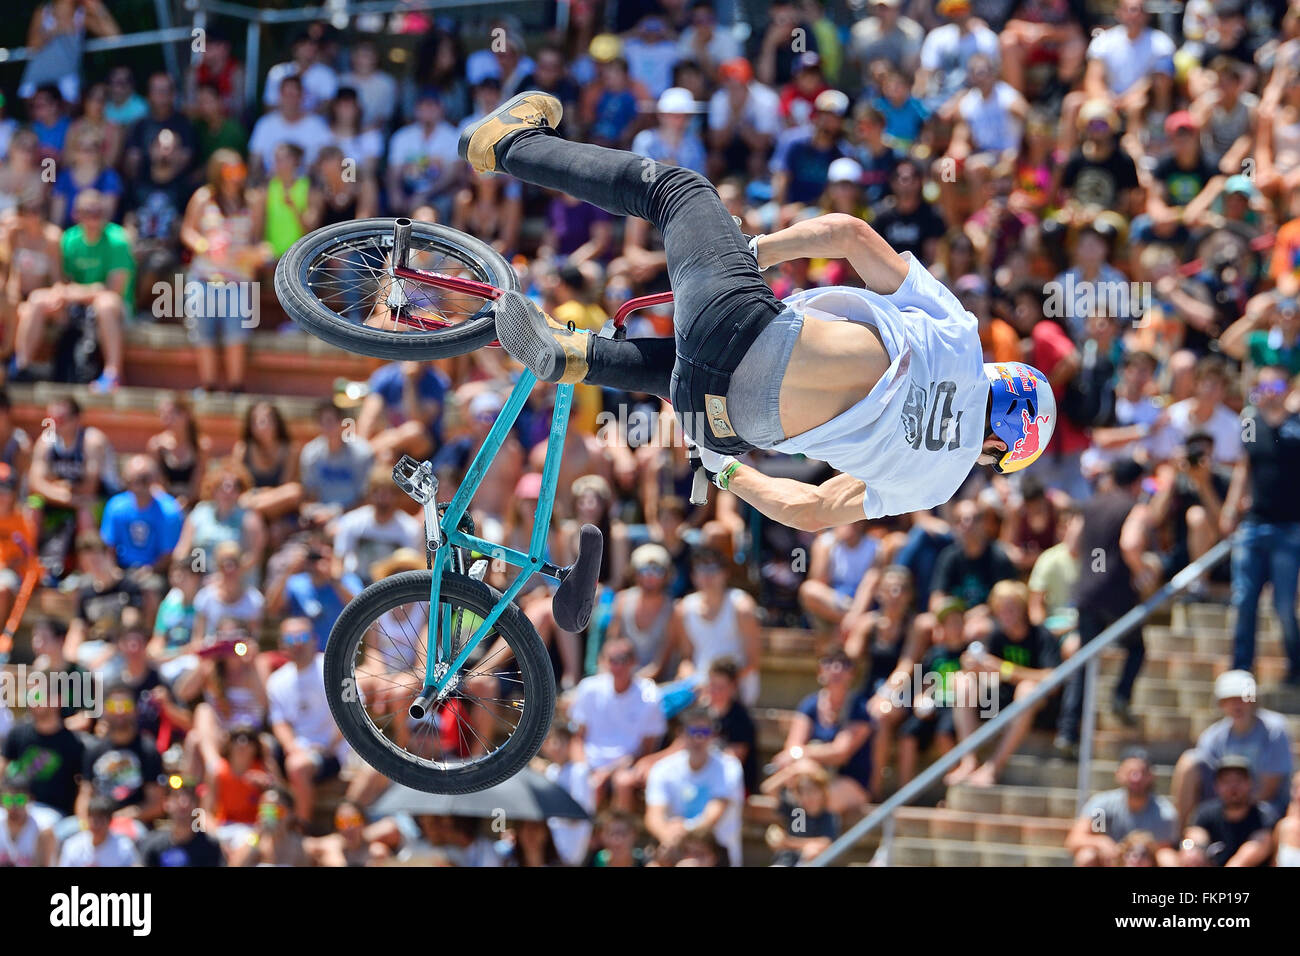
xmin=827 ymin=157 xmax=863 ymax=184
xmin=937 ymin=0 xmax=971 ymax=15
xmin=514 ymin=471 xmax=543 ymax=500
xmin=1078 ymin=99 xmax=1120 ymax=133
xmin=1165 ymin=110 xmax=1197 ymax=135
xmin=814 ymin=89 xmax=850 ymax=117
xmin=1224 ymin=174 xmax=1257 ymax=198
xmin=1214 ymin=753 xmax=1253 ymax=777
xmin=589 ymin=33 xmax=622 ymax=63
xmin=657 ymin=87 xmax=698 ymax=114
xmin=631 ymin=543 xmax=672 ymax=571
xmin=795 ymin=52 xmax=822 ymax=72
xmin=1214 ymin=669 xmax=1256 ymax=701
xmin=934 ymin=596 xmax=966 ymax=621
xmin=718 ymin=58 xmax=753 ymax=84
xmin=468 ymin=390 xmax=504 ymax=420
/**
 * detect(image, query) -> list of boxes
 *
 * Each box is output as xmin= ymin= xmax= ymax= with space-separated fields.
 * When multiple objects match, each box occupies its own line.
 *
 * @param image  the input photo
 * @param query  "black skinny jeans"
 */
xmin=499 ymin=130 xmax=783 ymax=453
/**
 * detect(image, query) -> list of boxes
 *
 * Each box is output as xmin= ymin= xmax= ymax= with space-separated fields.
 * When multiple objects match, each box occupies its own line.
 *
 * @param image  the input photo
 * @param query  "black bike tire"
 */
xmin=275 ymin=218 xmax=518 ymax=360
xmin=324 ymin=569 xmax=554 ymax=794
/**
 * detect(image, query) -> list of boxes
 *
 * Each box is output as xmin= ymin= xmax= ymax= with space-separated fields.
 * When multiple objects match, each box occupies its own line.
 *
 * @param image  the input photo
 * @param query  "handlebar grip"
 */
xmin=690 ymin=466 xmax=710 ymax=506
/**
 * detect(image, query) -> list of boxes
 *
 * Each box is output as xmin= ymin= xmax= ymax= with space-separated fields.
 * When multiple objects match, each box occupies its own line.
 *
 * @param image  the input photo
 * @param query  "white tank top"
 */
xmin=772 ymin=254 xmax=988 ymax=518
xmin=683 ymin=589 xmax=745 ymax=670
xmin=0 ymin=812 xmax=41 ymax=866
xmin=1278 ymin=842 xmax=1300 ymax=867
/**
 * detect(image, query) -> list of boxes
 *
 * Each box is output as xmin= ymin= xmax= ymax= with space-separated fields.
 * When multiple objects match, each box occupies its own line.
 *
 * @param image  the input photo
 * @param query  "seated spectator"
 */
xmin=228 ymin=787 xmax=308 ymax=866
xmin=207 ymin=724 xmax=275 ymax=849
xmin=356 ymin=361 xmax=449 ymax=466
xmin=632 ymin=87 xmax=706 ymax=174
xmin=176 ymin=617 xmax=268 ymax=781
xmin=1220 ymin=283 xmax=1300 ymax=380
xmin=1148 ymin=431 xmax=1229 ymax=586
xmin=185 ymin=29 xmax=244 ymax=117
xmin=770 ymin=89 xmax=848 ymax=213
xmin=14 ymin=189 xmax=129 ymax=391
xmin=179 ymin=149 xmax=269 ymax=393
xmin=1183 ymin=755 xmax=1277 ymax=867
xmin=946 ymin=580 xmax=1060 ymax=787
xmin=914 ymin=0 xmax=999 ymax=110
xmin=644 ymin=706 xmax=744 ymax=867
xmin=100 ymin=455 xmax=183 ymax=609
xmin=19 ymin=0 xmax=120 ymax=104
xmin=107 ymin=620 xmax=174 ymax=742
xmin=304 ymin=801 xmax=393 ymax=866
xmin=192 ymin=542 xmax=265 ymax=645
xmin=897 ymin=597 xmax=967 ymax=786
xmin=386 ymin=88 xmax=463 ymax=221
xmin=146 ymin=394 xmax=209 ymax=509
xmin=706 ymin=57 xmax=780 ymax=181
xmin=1164 ymin=358 xmax=1243 ymax=466
xmin=669 ymin=548 xmax=762 ymax=706
xmin=1066 ymin=748 xmax=1179 ymax=866
xmin=333 ymin=467 xmax=422 ymax=587
xmin=50 ymin=129 xmax=122 ymax=228
xmin=765 ymin=649 xmax=872 ymax=813
xmin=230 ymin=401 xmax=302 ymax=528
xmin=262 ymin=142 xmax=313 ymax=261
xmin=263 ymin=32 xmax=338 ymax=113
xmin=702 ymin=658 xmax=759 ymax=794
xmin=104 ymin=66 xmax=147 ymax=128
xmin=123 ymin=72 xmax=196 ymax=181
xmin=537 ymin=724 xmax=594 ymax=865
xmin=77 ymin=683 xmax=164 ymax=825
xmin=1026 ymin=507 xmax=1081 ymax=639
xmin=58 ymin=795 xmax=139 ymax=866
xmin=149 ymin=559 xmax=202 ymax=675
xmin=561 ymin=474 xmax=630 ymax=591
xmin=766 ymin=764 xmax=839 ymax=866
xmin=27 ymin=84 xmax=71 ymax=162
xmin=1171 ymin=670 xmax=1293 ymax=830
xmin=2 ymin=187 xmax=63 ymax=368
xmin=265 ymin=539 xmax=359 ymax=650
xmin=1275 ymin=771 xmax=1300 ymax=867
xmin=585 ymin=808 xmax=646 ymax=867
xmin=431 ymin=390 xmax=520 ymax=528
xmin=174 ymin=460 xmax=267 ymax=582
xmin=299 ymin=401 xmax=376 ymax=520
xmin=140 ymin=775 xmax=224 ymax=866
xmin=799 ymin=519 xmax=876 ymax=632
xmin=65 ymin=530 xmax=143 ymax=670
xmin=0 ymin=772 xmax=56 ymax=866
xmin=248 ymin=75 xmax=333 ymax=180
xmin=0 ymin=462 xmax=38 ymax=644
xmin=569 ymin=637 xmax=666 ymax=810
xmin=192 ymin=81 xmax=248 ymax=167
xmin=338 ymin=40 xmax=397 ymax=131
xmin=0 ymin=673 xmax=85 ymax=820
xmin=870 ymin=158 xmax=947 ymax=262
xmin=929 ymin=498 xmax=1017 ymax=621
xmin=605 ymin=543 xmax=677 ymax=681
xmin=267 ymin=617 xmax=348 ymax=824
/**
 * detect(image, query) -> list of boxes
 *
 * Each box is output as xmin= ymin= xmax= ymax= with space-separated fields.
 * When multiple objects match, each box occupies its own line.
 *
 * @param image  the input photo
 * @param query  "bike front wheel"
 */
xmin=324 ymin=569 xmax=554 ymax=794
xmin=275 ymin=218 xmax=517 ymax=360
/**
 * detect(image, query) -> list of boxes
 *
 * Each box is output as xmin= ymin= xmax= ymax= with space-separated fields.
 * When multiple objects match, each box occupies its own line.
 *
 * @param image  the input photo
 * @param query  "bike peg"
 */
xmin=690 ymin=466 xmax=710 ymax=506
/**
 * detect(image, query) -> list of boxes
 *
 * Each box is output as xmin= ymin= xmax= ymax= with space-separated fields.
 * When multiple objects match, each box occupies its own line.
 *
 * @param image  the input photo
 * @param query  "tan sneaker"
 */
xmin=458 ymin=91 xmax=563 ymax=174
xmin=494 ymin=291 xmax=590 ymax=384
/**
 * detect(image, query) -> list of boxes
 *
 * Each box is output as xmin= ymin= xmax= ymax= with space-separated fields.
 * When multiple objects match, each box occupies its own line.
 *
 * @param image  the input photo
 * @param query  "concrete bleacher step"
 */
xmin=997 ymin=754 xmax=1173 ymax=793
xmin=1099 ymin=645 xmax=1291 ymax=683
xmin=8 ymin=382 xmax=328 ymax=456
xmin=946 ymin=782 xmax=1079 ymax=819
xmin=884 ymin=836 xmax=1073 ymax=867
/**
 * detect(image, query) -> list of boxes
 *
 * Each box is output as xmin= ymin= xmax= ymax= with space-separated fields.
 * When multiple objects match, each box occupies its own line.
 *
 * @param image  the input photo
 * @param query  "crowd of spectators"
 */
xmin=2 ymin=0 xmax=1300 ymax=866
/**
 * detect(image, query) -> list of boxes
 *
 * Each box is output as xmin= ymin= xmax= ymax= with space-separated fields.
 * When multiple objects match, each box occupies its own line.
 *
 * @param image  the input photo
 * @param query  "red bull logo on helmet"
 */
xmin=1006 ymin=408 xmax=1050 ymax=463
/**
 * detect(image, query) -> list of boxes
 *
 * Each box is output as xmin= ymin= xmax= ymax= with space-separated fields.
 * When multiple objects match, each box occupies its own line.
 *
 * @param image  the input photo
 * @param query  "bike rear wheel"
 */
xmin=275 ymin=218 xmax=517 ymax=360
xmin=324 ymin=569 xmax=554 ymax=794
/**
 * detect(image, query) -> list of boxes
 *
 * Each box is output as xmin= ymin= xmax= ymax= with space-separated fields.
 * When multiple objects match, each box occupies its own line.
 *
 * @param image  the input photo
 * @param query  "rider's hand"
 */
xmin=697 ymin=447 xmax=737 ymax=487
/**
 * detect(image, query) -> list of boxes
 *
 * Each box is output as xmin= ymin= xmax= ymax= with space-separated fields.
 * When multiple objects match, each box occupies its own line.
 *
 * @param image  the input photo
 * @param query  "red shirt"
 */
xmin=1031 ymin=320 xmax=1091 ymax=454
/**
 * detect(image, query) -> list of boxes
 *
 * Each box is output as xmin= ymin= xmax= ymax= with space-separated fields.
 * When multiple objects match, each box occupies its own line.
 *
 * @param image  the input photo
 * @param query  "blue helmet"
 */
xmin=982 ymin=362 xmax=1057 ymax=474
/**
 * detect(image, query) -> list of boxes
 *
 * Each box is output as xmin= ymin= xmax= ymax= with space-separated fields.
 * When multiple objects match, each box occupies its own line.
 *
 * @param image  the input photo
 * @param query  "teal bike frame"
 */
xmin=420 ymin=371 xmax=574 ymax=696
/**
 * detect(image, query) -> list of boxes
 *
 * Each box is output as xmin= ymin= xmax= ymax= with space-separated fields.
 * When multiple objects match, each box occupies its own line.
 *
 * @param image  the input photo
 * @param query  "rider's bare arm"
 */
xmin=726 ymin=466 xmax=867 ymax=531
xmin=755 ymin=213 xmax=908 ymax=295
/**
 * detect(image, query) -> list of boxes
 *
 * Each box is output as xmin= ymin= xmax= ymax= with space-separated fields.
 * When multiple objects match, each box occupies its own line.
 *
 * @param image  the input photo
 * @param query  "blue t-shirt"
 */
xmin=284 ymin=571 xmax=363 ymax=650
xmin=366 ymin=363 xmax=449 ymax=445
xmin=796 ymin=690 xmax=874 ymax=789
xmin=872 ymin=95 xmax=929 ymax=148
xmin=100 ymin=491 xmax=183 ymax=568
xmin=53 ymin=168 xmax=125 ymax=226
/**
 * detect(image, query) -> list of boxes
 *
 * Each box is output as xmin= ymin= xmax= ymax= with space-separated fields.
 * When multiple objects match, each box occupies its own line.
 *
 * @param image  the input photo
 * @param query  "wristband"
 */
xmin=748 ymin=234 xmax=768 ymax=267
xmin=1000 ymin=659 xmax=1015 ymax=680
xmin=716 ymin=461 xmax=741 ymax=490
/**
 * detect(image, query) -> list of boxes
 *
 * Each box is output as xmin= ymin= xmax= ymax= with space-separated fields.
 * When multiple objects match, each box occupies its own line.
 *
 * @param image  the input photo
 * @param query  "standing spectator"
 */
xmin=1065 ymin=748 xmax=1179 ymax=866
xmin=1222 ymin=364 xmax=1300 ymax=679
xmin=1183 ymin=755 xmax=1277 ymax=867
xmin=185 ymin=30 xmax=244 ymax=117
xmin=267 ymin=617 xmax=348 ymax=824
xmin=18 ymin=0 xmax=120 ymax=104
xmin=644 ymin=706 xmax=744 ymax=866
xmin=1171 ymin=670 xmax=1294 ymax=829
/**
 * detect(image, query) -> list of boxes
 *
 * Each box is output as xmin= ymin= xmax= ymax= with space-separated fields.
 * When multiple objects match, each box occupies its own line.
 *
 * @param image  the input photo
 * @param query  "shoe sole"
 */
xmin=457 ymin=91 xmax=562 ymax=173
xmin=494 ymin=291 xmax=563 ymax=383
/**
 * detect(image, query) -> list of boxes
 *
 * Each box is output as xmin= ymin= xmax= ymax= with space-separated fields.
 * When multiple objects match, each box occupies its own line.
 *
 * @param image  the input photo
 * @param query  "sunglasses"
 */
xmin=105 ymin=698 xmax=136 ymax=715
xmin=1 ymin=793 xmax=28 ymax=808
xmin=607 ymin=654 xmax=634 ymax=665
xmin=685 ymin=725 xmax=713 ymax=738
xmin=636 ymin=564 xmax=668 ymax=575
xmin=282 ymin=629 xmax=314 ymax=646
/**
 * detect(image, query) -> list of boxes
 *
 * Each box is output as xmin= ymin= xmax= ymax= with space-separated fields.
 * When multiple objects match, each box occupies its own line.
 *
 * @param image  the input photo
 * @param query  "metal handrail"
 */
xmin=810 ymin=532 xmax=1235 ymax=867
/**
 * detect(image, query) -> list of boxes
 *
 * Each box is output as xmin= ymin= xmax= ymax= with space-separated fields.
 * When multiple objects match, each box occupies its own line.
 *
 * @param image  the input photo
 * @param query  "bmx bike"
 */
xmin=275 ymin=217 xmax=706 ymax=793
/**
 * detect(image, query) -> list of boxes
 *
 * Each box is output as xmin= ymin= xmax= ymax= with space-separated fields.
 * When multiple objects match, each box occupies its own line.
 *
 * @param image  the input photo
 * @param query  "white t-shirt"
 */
xmin=1086 ymin=26 xmax=1175 ymax=96
xmin=194 ymin=584 xmax=265 ymax=629
xmin=544 ymin=760 xmax=594 ymax=866
xmin=58 ymin=830 xmax=140 ymax=867
xmin=958 ymin=82 xmax=1023 ymax=154
xmin=0 ymin=809 xmax=43 ymax=866
xmin=263 ymin=62 xmax=339 ymax=112
xmin=570 ymin=672 xmax=666 ymax=770
xmin=1164 ymin=399 xmax=1242 ymax=464
xmin=919 ymin=23 xmax=1000 ymax=99
xmin=267 ymin=654 xmax=349 ymax=762
xmin=248 ymin=112 xmax=335 ymax=173
xmin=645 ymin=747 xmax=745 ymax=867
xmin=771 ymin=254 xmax=988 ymax=518
xmin=333 ymin=505 xmax=423 ymax=581
xmin=708 ymin=83 xmax=782 ymax=139
xmin=387 ymin=122 xmax=460 ymax=177
xmin=339 ymin=70 xmax=398 ymax=129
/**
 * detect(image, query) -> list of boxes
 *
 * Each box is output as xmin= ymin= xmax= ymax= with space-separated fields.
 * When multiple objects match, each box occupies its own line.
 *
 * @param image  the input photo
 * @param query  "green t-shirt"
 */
xmin=61 ymin=223 xmax=136 ymax=314
xmin=197 ymin=118 xmax=248 ymax=166
xmin=1246 ymin=330 xmax=1300 ymax=376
